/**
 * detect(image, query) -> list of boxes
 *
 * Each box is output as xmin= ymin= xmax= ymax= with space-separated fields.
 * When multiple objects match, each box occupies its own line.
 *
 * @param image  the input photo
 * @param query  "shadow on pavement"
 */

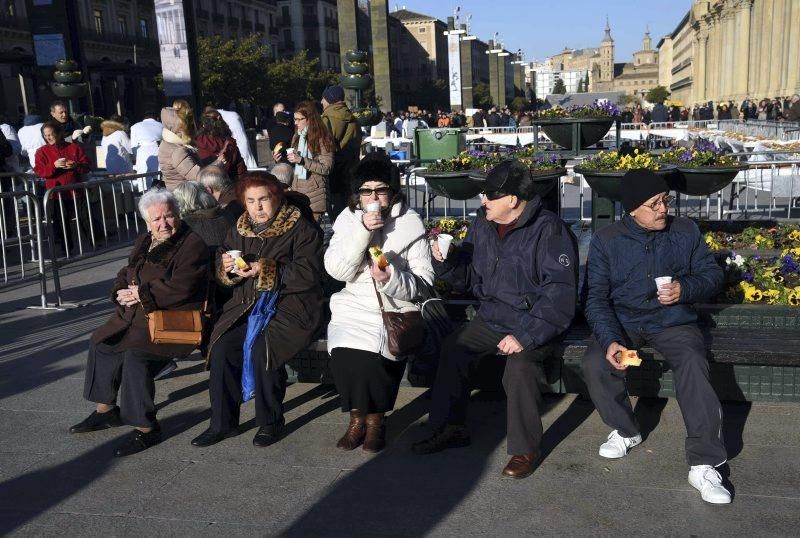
xmin=0 ymin=410 xmax=208 ymax=535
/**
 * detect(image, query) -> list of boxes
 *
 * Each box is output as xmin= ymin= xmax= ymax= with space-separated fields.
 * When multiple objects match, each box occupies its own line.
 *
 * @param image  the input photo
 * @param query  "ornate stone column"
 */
xmin=734 ymin=0 xmax=752 ymax=101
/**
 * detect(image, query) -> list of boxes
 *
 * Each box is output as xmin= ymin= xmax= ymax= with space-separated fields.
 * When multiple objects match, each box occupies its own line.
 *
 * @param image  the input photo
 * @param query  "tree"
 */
xmin=408 ymin=79 xmax=449 ymax=111
xmin=645 ymin=85 xmax=670 ymax=104
xmin=510 ymin=96 xmax=531 ymax=113
xmin=552 ymin=78 xmax=567 ymax=94
xmin=264 ymin=51 xmax=339 ymax=107
xmin=197 ymin=34 xmax=271 ymax=107
xmin=577 ymin=73 xmax=589 ymax=93
xmin=473 ymin=81 xmax=493 ymax=109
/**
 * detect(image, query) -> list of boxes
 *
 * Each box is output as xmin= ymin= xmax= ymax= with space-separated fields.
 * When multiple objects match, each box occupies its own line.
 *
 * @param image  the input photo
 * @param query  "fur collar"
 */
xmin=101 ymin=120 xmax=126 ymax=136
xmin=236 ymin=203 xmax=301 ymax=239
xmin=131 ymin=220 xmax=192 ymax=268
xmin=162 ymin=126 xmax=192 ymax=146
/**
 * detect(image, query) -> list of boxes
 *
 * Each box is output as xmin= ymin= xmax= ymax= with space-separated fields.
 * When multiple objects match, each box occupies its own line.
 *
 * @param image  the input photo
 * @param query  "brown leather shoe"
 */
xmin=336 ymin=411 xmax=366 ymax=450
xmin=362 ymin=413 xmax=386 ymax=453
xmin=502 ymin=452 xmax=538 ymax=479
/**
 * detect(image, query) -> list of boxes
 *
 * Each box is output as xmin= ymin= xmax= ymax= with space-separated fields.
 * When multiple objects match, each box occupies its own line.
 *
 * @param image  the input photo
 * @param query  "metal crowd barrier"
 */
xmin=0 ymin=190 xmax=49 ymax=308
xmin=41 ymin=171 xmax=160 ymax=309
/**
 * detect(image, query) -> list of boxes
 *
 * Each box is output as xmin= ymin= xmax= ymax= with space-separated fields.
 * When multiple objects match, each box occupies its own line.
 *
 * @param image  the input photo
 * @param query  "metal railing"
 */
xmin=0 ymin=190 xmax=48 ymax=308
xmin=41 ymin=172 xmax=160 ymax=308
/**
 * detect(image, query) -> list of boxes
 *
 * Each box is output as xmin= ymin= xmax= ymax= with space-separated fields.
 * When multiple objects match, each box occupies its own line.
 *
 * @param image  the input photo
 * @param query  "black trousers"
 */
xmin=83 ymin=342 xmax=167 ymax=428
xmin=428 ymin=316 xmax=554 ymax=455
xmin=208 ymin=319 xmax=288 ymax=434
xmin=581 ymin=324 xmax=727 ymax=467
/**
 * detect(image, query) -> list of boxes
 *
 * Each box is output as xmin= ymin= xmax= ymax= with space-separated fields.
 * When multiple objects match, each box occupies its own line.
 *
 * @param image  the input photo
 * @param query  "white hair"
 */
xmin=138 ymin=189 xmax=179 ymax=220
xmin=173 ymin=181 xmax=218 ymax=216
xmin=197 ymin=164 xmax=233 ymax=192
xmin=270 ymin=163 xmax=294 ymax=186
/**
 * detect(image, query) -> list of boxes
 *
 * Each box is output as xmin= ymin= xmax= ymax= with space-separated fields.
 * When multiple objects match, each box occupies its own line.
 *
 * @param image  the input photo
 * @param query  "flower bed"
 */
xmin=718 ymin=251 xmax=800 ymax=306
xmin=704 ymin=223 xmax=800 ymax=252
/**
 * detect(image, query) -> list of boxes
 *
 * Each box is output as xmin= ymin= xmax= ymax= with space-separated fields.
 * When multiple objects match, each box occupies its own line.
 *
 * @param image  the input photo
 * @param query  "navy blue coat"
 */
xmin=435 ymin=197 xmax=578 ymax=350
xmin=582 ymin=214 xmax=723 ymax=352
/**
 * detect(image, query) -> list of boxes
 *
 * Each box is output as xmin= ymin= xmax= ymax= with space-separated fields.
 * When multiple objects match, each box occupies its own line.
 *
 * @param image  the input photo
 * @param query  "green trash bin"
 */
xmin=414 ymin=128 xmax=466 ymax=161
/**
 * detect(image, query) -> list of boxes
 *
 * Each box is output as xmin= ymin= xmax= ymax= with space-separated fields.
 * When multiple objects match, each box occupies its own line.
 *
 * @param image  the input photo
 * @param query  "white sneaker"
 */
xmin=598 ymin=429 xmax=642 ymax=459
xmin=688 ymin=465 xmax=732 ymax=504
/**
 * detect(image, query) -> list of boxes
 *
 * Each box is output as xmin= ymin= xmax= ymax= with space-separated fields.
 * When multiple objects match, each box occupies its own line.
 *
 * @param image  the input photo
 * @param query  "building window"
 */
xmin=418 ymin=27 xmax=426 ymax=33
xmin=94 ymin=9 xmax=104 ymax=34
xmin=139 ymin=18 xmax=149 ymax=38
xmin=118 ymin=16 xmax=127 ymax=36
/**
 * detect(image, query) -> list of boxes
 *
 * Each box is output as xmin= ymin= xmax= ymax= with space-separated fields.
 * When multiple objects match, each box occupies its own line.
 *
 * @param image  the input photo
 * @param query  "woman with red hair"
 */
xmin=279 ymin=101 xmax=334 ymax=222
xmin=191 ymin=171 xmax=325 ymax=448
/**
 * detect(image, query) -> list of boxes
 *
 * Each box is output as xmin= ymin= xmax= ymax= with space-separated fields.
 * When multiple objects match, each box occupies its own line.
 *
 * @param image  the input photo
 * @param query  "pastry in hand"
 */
xmin=368 ymin=246 xmax=389 ymax=270
xmin=234 ymin=257 xmax=251 ymax=272
xmin=620 ymin=350 xmax=642 ymax=367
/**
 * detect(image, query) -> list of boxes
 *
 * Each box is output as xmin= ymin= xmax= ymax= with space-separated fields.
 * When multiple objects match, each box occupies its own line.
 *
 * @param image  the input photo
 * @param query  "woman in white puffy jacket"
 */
xmin=324 ymin=153 xmax=433 ymax=453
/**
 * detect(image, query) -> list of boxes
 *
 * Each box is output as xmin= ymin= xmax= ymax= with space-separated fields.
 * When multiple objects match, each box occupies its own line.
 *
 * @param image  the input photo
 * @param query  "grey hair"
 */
xmin=138 ymin=189 xmax=179 ymax=220
xmin=270 ymin=163 xmax=294 ymax=186
xmin=173 ymin=181 xmax=218 ymax=216
xmin=197 ymin=164 xmax=233 ymax=192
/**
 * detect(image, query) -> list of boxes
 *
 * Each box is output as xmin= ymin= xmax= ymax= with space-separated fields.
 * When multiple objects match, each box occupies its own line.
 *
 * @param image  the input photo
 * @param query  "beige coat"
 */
xmin=289 ymin=134 xmax=333 ymax=215
xmin=158 ymin=108 xmax=201 ymax=191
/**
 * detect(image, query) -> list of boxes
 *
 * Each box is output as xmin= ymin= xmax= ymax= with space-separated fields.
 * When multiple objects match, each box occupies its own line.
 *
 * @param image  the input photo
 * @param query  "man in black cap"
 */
xmin=321 ymin=84 xmax=361 ymax=220
xmin=581 ymin=169 xmax=731 ymax=504
xmin=413 ymin=160 xmax=578 ymax=480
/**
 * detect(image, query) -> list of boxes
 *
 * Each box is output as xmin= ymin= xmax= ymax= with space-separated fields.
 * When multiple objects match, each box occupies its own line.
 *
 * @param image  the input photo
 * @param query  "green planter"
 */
xmin=344 ymin=62 xmax=369 ymax=75
xmin=345 ymin=50 xmax=368 ymax=62
xmin=574 ymin=165 xmax=675 ymax=202
xmin=669 ymin=164 xmax=748 ymax=196
xmin=53 ymin=71 xmax=82 ymax=83
xmin=695 ymin=303 xmax=800 ymax=330
xmin=536 ymin=117 xmax=614 ymax=150
xmin=51 ymin=82 xmax=88 ymax=98
xmin=353 ymin=107 xmax=381 ymax=127
xmin=340 ymin=74 xmax=372 ymax=90
xmin=55 ymin=59 xmax=78 ymax=71
xmin=419 ymin=170 xmax=485 ymax=200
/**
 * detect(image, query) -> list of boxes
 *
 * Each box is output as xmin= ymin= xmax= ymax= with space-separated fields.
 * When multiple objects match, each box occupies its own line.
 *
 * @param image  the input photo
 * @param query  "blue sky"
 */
xmin=389 ymin=0 xmax=693 ymax=63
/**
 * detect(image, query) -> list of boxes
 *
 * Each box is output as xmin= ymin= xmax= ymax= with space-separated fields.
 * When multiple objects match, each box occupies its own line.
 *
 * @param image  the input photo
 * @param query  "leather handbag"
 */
xmin=147 ymin=309 xmax=204 ymax=345
xmin=372 ymin=279 xmax=426 ymax=357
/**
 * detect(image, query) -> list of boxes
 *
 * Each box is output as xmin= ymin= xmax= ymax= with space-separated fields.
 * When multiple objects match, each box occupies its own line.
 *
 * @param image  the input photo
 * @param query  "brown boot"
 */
xmin=336 ymin=411 xmax=366 ymax=450
xmin=502 ymin=452 xmax=538 ymax=479
xmin=362 ymin=413 xmax=386 ymax=453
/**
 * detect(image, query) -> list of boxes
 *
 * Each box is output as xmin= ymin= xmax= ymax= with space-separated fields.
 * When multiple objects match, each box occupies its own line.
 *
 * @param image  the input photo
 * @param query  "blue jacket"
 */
xmin=582 ymin=214 xmax=723 ymax=352
xmin=435 ymin=197 xmax=578 ymax=350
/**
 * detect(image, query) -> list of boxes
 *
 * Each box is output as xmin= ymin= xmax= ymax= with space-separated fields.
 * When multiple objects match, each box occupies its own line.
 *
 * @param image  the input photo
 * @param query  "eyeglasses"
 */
xmin=293 ymin=116 xmax=306 ymax=122
xmin=357 ymin=187 xmax=392 ymax=197
xmin=481 ymin=190 xmax=509 ymax=201
xmin=646 ymin=195 xmax=675 ymax=211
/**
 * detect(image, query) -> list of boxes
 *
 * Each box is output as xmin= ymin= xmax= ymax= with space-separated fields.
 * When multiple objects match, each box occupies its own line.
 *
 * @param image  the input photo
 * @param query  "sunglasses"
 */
xmin=358 ymin=187 xmax=392 ymax=197
xmin=481 ymin=190 xmax=509 ymax=201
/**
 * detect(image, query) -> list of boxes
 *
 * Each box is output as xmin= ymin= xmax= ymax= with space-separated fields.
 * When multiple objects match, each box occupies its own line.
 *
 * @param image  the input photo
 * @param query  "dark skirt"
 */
xmin=330 ymin=347 xmax=407 ymax=413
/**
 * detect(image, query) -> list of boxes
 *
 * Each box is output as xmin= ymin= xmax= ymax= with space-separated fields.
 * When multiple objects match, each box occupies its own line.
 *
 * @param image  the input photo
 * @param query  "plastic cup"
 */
xmin=286 ymin=147 xmax=296 ymax=155
xmin=437 ymin=234 xmax=454 ymax=260
xmin=655 ymin=276 xmax=673 ymax=292
xmin=226 ymin=250 xmax=242 ymax=273
xmin=366 ymin=202 xmax=381 ymax=213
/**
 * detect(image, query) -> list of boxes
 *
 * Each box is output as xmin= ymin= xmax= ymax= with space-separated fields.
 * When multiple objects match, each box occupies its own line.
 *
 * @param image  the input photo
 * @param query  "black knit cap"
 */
xmin=484 ymin=159 xmax=535 ymax=200
xmin=621 ymin=169 xmax=670 ymax=213
xmin=351 ymin=153 xmax=401 ymax=193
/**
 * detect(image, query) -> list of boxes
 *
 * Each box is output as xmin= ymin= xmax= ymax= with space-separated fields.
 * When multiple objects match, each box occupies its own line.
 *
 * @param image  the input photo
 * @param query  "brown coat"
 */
xmin=208 ymin=202 xmax=324 ymax=369
xmin=289 ymin=134 xmax=333 ymax=215
xmin=92 ymin=222 xmax=210 ymax=358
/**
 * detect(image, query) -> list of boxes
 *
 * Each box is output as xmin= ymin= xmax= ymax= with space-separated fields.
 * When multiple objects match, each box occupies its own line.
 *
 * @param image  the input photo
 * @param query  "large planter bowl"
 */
xmin=470 ymin=167 xmax=565 ymax=198
xmin=574 ymin=165 xmax=675 ymax=201
xmin=353 ymin=107 xmax=381 ymax=127
xmin=55 ymin=59 xmax=78 ymax=71
xmin=536 ymin=117 xmax=614 ymax=150
xmin=51 ymin=82 xmax=88 ymax=98
xmin=340 ymin=74 xmax=372 ymax=90
xmin=668 ymin=164 xmax=748 ymax=196
xmin=344 ymin=62 xmax=369 ymax=75
xmin=53 ymin=71 xmax=82 ymax=83
xmin=345 ymin=50 xmax=368 ymax=62
xmin=419 ymin=170 xmax=485 ymax=200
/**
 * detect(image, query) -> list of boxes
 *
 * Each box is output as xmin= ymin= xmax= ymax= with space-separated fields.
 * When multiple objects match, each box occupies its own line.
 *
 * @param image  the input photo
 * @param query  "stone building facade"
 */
xmin=612 ymin=31 xmax=660 ymax=97
xmin=276 ymin=0 xmax=340 ymax=72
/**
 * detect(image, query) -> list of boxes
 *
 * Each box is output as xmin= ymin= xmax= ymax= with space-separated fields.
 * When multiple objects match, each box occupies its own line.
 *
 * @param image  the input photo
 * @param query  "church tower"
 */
xmin=599 ymin=16 xmax=615 ymax=84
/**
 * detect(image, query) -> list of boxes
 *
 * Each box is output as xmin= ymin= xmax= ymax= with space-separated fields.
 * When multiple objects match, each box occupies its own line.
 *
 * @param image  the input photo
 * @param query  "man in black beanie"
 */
xmin=413 ymin=160 xmax=579 ymax=480
xmin=582 ymin=168 xmax=731 ymax=504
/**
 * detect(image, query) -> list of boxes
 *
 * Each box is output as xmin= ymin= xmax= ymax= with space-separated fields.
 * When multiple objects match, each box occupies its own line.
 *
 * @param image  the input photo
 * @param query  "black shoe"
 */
xmin=412 ymin=425 xmax=471 ymax=455
xmin=153 ymin=359 xmax=178 ymax=381
xmin=69 ymin=407 xmax=123 ymax=434
xmin=113 ymin=427 xmax=162 ymax=457
xmin=252 ymin=417 xmax=285 ymax=447
xmin=191 ymin=427 xmax=238 ymax=447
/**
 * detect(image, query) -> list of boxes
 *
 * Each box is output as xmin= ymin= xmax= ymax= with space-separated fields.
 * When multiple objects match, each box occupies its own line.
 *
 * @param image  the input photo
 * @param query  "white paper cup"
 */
xmin=437 ymin=234 xmax=454 ymax=260
xmin=286 ymin=148 xmax=296 ymax=155
xmin=655 ymin=276 xmax=673 ymax=291
xmin=366 ymin=202 xmax=381 ymax=213
xmin=226 ymin=250 xmax=242 ymax=259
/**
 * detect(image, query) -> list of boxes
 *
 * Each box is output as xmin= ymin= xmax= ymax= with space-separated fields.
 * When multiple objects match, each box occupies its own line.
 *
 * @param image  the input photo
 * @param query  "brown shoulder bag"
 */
xmin=372 ymin=279 xmax=425 ymax=357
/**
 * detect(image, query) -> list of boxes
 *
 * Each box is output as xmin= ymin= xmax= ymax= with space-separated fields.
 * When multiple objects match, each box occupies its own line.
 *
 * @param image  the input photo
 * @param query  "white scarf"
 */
xmin=295 ymin=127 xmax=309 ymax=180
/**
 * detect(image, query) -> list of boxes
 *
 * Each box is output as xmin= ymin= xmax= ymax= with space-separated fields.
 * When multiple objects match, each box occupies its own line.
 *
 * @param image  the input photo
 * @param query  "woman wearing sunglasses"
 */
xmin=324 ymin=153 xmax=434 ymax=452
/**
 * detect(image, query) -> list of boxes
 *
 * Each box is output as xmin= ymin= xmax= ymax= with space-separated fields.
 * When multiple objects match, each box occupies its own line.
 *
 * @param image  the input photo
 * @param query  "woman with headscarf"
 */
xmin=195 ymin=108 xmax=247 ymax=181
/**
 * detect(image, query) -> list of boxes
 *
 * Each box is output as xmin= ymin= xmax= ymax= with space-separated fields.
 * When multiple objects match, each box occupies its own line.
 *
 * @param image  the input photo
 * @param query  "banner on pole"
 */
xmin=447 ymin=33 xmax=462 ymax=109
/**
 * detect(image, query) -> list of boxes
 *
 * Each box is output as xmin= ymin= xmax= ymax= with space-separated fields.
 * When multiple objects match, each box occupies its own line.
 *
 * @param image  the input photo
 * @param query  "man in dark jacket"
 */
xmin=413 ymin=160 xmax=578 ymax=479
xmin=651 ymin=101 xmax=669 ymax=123
xmin=581 ymin=169 xmax=731 ymax=504
xmin=321 ymin=85 xmax=362 ymax=220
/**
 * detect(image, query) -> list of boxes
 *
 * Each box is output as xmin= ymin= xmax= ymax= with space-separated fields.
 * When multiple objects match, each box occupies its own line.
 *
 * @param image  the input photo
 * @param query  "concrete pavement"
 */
xmin=1 ymin=246 xmax=799 ymax=536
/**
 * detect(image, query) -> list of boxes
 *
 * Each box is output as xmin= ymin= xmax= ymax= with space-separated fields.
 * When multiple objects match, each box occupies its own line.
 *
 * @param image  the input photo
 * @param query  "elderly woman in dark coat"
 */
xmin=191 ymin=171 xmax=324 ymax=448
xmin=69 ymin=190 xmax=209 ymax=457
